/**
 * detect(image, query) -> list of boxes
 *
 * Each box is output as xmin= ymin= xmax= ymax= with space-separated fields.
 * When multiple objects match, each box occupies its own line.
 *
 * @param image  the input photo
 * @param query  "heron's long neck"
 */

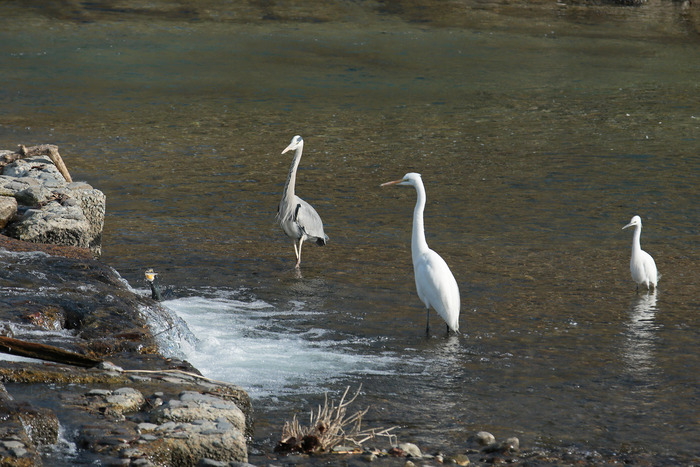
xmin=282 ymin=145 xmax=303 ymax=201
xmin=411 ymin=181 xmax=430 ymax=262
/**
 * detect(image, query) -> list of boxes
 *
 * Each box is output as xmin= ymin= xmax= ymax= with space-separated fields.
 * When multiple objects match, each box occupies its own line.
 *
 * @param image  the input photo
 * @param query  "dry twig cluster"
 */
xmin=276 ymin=385 xmax=397 ymax=454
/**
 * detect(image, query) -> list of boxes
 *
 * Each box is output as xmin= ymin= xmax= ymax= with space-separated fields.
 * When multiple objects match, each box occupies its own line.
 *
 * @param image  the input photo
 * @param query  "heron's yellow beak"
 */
xmin=145 ymin=270 xmax=158 ymax=281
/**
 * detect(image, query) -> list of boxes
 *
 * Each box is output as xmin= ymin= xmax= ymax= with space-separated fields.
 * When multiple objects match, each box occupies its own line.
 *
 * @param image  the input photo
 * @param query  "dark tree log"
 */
xmin=0 ymin=335 xmax=100 ymax=368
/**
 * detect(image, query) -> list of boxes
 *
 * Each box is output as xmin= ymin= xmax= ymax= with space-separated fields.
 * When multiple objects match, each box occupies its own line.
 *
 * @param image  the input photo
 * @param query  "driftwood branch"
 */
xmin=0 ymin=144 xmax=72 ymax=183
xmin=0 ymin=335 xmax=100 ymax=368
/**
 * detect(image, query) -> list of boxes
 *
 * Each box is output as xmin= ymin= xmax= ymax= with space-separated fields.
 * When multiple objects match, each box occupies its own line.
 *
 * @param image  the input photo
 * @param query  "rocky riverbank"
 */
xmin=0 ymin=146 xmax=105 ymax=256
xmin=0 ymin=147 xmax=253 ymax=465
xmin=0 ymin=237 xmax=254 ymax=466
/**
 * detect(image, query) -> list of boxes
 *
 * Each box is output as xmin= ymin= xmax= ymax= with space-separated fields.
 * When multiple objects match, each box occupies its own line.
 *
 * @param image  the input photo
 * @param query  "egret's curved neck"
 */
xmin=282 ymin=144 xmax=303 ymax=200
xmin=411 ymin=180 xmax=430 ymax=261
xmin=631 ymin=224 xmax=642 ymax=253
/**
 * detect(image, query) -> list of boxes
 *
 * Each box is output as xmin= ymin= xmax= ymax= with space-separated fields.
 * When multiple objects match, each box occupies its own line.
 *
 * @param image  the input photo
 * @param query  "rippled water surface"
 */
xmin=1 ymin=1 xmax=698 ymax=462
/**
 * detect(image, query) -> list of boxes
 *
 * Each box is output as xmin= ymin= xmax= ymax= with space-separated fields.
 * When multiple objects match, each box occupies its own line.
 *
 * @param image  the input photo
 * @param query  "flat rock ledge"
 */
xmin=0 ymin=239 xmax=253 ymax=466
xmin=0 ymin=148 xmax=105 ymax=256
xmin=0 ymin=366 xmax=252 ymax=466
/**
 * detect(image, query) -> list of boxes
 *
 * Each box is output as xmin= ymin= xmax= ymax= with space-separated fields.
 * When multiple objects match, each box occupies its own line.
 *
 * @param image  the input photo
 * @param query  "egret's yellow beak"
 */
xmin=380 ymin=178 xmax=405 ymax=187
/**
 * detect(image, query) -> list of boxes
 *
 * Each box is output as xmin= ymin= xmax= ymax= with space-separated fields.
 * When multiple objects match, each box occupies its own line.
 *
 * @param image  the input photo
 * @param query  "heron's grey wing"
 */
xmin=276 ymin=196 xmax=305 ymax=241
xmin=294 ymin=197 xmax=328 ymax=243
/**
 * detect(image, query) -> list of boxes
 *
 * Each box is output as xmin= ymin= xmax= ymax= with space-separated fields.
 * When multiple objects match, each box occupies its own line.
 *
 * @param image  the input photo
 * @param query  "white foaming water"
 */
xmin=162 ymin=290 xmax=397 ymax=399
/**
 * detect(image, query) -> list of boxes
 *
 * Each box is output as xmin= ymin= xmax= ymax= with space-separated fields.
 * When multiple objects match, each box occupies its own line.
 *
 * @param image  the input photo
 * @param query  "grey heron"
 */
xmin=276 ymin=135 xmax=328 ymax=268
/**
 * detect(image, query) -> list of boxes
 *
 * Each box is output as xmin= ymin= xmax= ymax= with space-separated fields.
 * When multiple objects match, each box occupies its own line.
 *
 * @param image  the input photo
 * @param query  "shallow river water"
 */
xmin=0 ymin=1 xmax=698 ymax=463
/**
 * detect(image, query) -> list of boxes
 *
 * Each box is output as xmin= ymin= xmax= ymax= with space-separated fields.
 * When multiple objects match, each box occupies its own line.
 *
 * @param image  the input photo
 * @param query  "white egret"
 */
xmin=622 ymin=215 xmax=658 ymax=291
xmin=381 ymin=173 xmax=460 ymax=334
xmin=277 ymin=135 xmax=328 ymax=268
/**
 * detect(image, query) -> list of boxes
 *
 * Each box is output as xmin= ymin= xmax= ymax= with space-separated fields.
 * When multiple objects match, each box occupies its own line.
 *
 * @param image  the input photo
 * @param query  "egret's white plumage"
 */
xmin=382 ymin=173 xmax=460 ymax=334
xmin=276 ymin=135 xmax=328 ymax=268
xmin=622 ymin=215 xmax=658 ymax=290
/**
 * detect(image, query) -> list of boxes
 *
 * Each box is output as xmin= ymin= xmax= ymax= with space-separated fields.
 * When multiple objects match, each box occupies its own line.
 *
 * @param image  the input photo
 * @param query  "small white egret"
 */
xmin=622 ymin=215 xmax=658 ymax=291
xmin=381 ymin=173 xmax=460 ymax=334
xmin=277 ymin=135 xmax=328 ymax=268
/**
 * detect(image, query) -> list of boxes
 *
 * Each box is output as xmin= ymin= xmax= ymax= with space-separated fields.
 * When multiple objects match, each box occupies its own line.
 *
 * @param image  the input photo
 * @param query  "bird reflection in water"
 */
xmin=622 ymin=290 xmax=659 ymax=377
xmin=431 ymin=334 xmax=462 ymax=365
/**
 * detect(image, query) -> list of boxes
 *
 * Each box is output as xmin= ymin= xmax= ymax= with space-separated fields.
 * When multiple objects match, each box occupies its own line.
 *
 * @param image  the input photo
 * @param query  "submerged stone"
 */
xmin=398 ymin=442 xmax=423 ymax=458
xmin=471 ymin=430 xmax=496 ymax=447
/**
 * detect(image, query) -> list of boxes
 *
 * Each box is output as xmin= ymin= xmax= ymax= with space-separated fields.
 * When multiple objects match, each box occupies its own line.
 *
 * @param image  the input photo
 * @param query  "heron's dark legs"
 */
xmin=425 ymin=308 xmax=430 ymax=335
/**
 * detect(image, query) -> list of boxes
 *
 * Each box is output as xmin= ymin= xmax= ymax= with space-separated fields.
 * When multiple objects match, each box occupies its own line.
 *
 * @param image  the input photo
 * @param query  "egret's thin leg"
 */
xmin=425 ymin=308 xmax=430 ymax=335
